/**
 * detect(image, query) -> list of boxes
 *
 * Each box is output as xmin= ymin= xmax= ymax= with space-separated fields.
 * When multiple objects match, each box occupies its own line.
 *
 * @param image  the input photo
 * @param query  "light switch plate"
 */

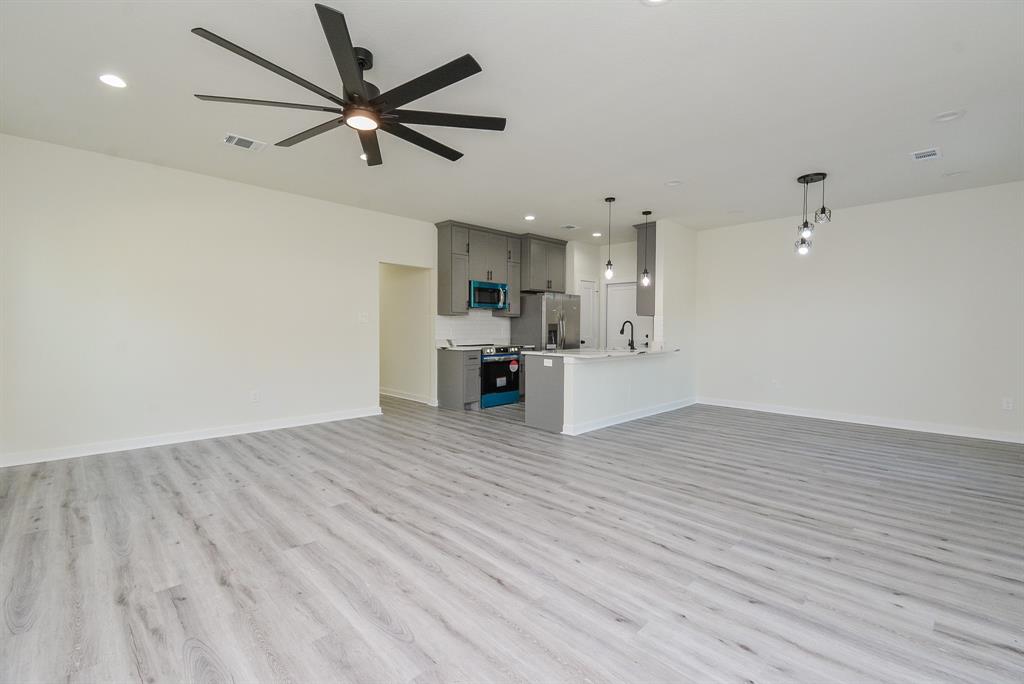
xmin=544 ymin=359 xmax=553 ymax=367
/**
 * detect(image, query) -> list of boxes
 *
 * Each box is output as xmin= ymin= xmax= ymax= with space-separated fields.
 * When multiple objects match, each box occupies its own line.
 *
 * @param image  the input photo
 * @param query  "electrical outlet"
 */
xmin=358 ymin=312 xmax=369 ymax=324
xmin=1001 ymin=397 xmax=1015 ymax=411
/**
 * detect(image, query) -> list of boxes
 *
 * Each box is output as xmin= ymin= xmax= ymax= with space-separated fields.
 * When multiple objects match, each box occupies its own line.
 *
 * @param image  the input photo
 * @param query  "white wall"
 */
xmin=656 ymin=219 xmax=698 ymax=401
xmin=0 ymin=134 xmax=436 ymax=465
xmin=696 ymin=181 xmax=1024 ymax=442
xmin=380 ymin=264 xmax=435 ymax=405
xmin=434 ymin=309 xmax=510 ymax=347
xmin=565 ymin=240 xmax=601 ymax=296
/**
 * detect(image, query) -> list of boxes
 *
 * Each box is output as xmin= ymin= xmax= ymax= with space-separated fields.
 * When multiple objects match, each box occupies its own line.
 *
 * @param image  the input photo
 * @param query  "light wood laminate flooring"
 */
xmin=2 ymin=398 xmax=1022 ymax=683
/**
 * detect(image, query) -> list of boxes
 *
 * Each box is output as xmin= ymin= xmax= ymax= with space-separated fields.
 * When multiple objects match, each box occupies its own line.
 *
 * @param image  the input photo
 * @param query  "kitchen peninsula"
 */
xmin=522 ymin=346 xmax=686 ymax=435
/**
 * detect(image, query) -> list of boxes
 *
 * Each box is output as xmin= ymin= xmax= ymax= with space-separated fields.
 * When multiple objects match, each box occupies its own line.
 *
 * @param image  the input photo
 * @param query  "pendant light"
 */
xmin=640 ymin=210 xmax=652 ymax=287
xmin=795 ymin=172 xmax=829 ymax=256
xmin=604 ymin=197 xmax=615 ymax=280
xmin=815 ymin=176 xmax=832 ymax=224
xmin=797 ymin=180 xmax=814 ymax=241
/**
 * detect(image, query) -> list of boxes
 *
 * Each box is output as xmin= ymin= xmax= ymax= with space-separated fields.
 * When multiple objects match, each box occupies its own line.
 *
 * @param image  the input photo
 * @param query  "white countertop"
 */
xmin=522 ymin=346 xmax=680 ymax=361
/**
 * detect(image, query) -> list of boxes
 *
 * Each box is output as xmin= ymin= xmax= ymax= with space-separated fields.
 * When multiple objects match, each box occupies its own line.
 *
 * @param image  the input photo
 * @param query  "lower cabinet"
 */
xmin=437 ymin=349 xmax=480 ymax=410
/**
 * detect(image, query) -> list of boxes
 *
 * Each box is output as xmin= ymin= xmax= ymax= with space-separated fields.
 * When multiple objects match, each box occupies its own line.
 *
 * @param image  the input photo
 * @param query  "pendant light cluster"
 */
xmin=601 ymin=197 xmax=654 ymax=287
xmin=794 ymin=172 xmax=832 ymax=256
xmin=604 ymin=197 xmax=615 ymax=280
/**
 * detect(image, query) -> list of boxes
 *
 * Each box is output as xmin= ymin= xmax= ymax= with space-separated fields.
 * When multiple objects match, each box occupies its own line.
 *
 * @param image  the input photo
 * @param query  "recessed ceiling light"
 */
xmin=561 ymin=224 xmax=578 ymax=231
xmin=99 ymin=74 xmax=127 ymax=88
xmin=524 ymin=215 xmax=535 ymax=221
xmin=592 ymin=232 xmax=602 ymax=237
xmin=359 ymin=153 xmax=367 ymax=161
xmin=943 ymin=170 xmax=969 ymax=177
xmin=665 ymin=179 xmax=682 ymax=187
xmin=641 ymin=0 xmax=670 ymax=5
xmin=933 ymin=110 xmax=965 ymax=123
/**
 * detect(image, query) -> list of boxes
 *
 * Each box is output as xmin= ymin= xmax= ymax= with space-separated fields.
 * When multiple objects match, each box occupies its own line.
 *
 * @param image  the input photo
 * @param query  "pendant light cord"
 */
xmin=821 ymin=178 xmax=826 ymax=207
xmin=607 ymin=199 xmax=612 ymax=260
xmin=643 ymin=212 xmax=649 ymax=272
xmin=802 ymin=183 xmax=808 ymax=223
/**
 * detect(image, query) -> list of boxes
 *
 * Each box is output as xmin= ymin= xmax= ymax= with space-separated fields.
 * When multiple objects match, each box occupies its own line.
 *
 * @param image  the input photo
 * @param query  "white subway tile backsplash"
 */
xmin=435 ymin=309 xmax=510 ymax=346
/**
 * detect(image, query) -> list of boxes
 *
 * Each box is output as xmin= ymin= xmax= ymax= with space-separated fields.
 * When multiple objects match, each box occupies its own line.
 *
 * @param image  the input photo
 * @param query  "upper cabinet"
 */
xmin=438 ymin=221 xmax=470 ymax=315
xmin=468 ymin=230 xmax=508 ymax=283
xmin=493 ymin=236 xmax=522 ymax=318
xmin=437 ymin=221 xmax=526 ymax=316
xmin=634 ymin=221 xmax=656 ymax=316
xmin=521 ymin=235 xmax=567 ymax=293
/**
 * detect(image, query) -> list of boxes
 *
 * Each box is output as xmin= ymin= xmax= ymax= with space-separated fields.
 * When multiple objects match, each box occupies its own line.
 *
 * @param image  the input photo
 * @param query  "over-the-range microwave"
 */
xmin=469 ymin=280 xmax=508 ymax=310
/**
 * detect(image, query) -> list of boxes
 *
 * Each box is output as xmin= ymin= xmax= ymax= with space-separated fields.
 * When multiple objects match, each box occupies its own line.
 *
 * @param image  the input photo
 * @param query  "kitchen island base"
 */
xmin=522 ymin=348 xmax=691 ymax=435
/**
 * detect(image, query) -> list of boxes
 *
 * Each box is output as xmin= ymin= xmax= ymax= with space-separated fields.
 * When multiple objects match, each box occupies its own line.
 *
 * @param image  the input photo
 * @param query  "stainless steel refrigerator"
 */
xmin=510 ymin=292 xmax=581 ymax=350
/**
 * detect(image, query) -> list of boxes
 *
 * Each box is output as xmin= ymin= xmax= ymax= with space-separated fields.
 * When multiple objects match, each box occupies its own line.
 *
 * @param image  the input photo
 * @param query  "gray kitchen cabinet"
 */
xmin=634 ymin=220 xmax=656 ymax=316
xmin=507 ymin=236 xmax=522 ymax=263
xmin=451 ymin=224 xmax=469 ymax=255
xmin=493 ymin=244 xmax=521 ymax=318
xmin=469 ymin=229 xmax=507 ymax=283
xmin=437 ymin=349 xmax=480 ymax=410
xmin=437 ymin=222 xmax=536 ymax=315
xmin=521 ymin=235 xmax=567 ymax=292
xmin=547 ymin=243 xmax=566 ymax=292
xmin=437 ymin=221 xmax=471 ymax=315
xmin=450 ymin=253 xmax=469 ymax=314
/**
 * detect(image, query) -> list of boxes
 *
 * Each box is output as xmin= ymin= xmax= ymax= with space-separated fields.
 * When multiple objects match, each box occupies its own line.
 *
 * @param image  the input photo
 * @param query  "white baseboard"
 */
xmin=380 ymin=387 xmax=439 ymax=407
xmin=0 ymin=406 xmax=383 ymax=469
xmin=697 ymin=397 xmax=1024 ymax=444
xmin=563 ymin=398 xmax=697 ymax=436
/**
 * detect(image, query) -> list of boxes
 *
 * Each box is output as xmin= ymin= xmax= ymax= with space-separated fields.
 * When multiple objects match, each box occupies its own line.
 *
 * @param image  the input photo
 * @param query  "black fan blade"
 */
xmin=371 ymin=54 xmax=481 ymax=113
xmin=393 ymin=109 xmax=506 ymax=131
xmin=359 ymin=130 xmax=382 ymax=166
xmin=192 ymin=27 xmax=345 ymax=106
xmin=381 ymin=122 xmax=463 ymax=161
xmin=314 ymin=4 xmax=367 ymax=102
xmin=275 ymin=118 xmax=345 ymax=147
xmin=195 ymin=95 xmax=343 ymax=113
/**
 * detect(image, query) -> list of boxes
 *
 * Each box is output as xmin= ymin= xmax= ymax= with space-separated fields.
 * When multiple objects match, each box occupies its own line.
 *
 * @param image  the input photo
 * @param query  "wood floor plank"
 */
xmin=2 ymin=398 xmax=1022 ymax=683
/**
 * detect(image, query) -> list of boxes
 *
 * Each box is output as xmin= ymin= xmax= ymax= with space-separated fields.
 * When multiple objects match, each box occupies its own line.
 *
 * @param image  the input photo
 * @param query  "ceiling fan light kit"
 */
xmin=794 ymin=172 xmax=832 ymax=256
xmin=191 ymin=3 xmax=506 ymax=168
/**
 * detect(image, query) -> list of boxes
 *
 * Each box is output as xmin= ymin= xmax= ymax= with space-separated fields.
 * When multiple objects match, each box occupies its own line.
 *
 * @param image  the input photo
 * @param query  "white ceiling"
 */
xmin=2 ymin=1 xmax=1021 ymax=242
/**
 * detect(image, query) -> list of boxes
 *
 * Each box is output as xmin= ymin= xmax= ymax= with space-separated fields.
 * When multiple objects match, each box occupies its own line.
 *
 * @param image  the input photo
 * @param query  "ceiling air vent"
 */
xmin=911 ymin=147 xmax=941 ymax=161
xmin=223 ymin=134 xmax=266 ymax=152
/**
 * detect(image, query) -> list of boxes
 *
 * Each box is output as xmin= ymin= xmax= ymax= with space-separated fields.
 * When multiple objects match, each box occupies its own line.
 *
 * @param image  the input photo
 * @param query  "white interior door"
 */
xmin=578 ymin=279 xmax=598 ymax=348
xmin=605 ymin=282 xmax=653 ymax=349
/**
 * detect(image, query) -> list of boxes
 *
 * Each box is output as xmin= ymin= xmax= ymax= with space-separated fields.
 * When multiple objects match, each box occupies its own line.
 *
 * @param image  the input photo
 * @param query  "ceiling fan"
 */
xmin=192 ymin=3 xmax=506 ymax=166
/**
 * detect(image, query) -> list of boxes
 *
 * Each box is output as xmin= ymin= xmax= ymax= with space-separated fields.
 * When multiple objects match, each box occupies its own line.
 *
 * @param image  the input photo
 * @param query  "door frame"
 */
xmin=577 ymin=278 xmax=598 ymax=348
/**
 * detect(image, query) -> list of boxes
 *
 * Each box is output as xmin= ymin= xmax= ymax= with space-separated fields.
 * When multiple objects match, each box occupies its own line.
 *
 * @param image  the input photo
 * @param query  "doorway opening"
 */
xmin=379 ymin=263 xmax=435 ymax=408
xmin=578 ymin=279 xmax=598 ymax=348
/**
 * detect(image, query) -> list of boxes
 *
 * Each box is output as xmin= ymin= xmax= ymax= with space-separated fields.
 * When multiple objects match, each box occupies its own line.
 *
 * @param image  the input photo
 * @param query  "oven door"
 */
xmin=469 ymin=281 xmax=507 ymax=309
xmin=480 ymin=355 xmax=521 ymax=408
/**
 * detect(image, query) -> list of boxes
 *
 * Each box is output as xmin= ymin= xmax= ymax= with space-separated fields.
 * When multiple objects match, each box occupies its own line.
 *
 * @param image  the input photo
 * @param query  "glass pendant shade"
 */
xmin=605 ymin=260 xmax=614 ymax=280
xmin=640 ymin=269 xmax=651 ymax=287
xmin=815 ymin=206 xmax=832 ymax=224
xmin=798 ymin=221 xmax=815 ymax=239
xmin=794 ymin=237 xmax=812 ymax=256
